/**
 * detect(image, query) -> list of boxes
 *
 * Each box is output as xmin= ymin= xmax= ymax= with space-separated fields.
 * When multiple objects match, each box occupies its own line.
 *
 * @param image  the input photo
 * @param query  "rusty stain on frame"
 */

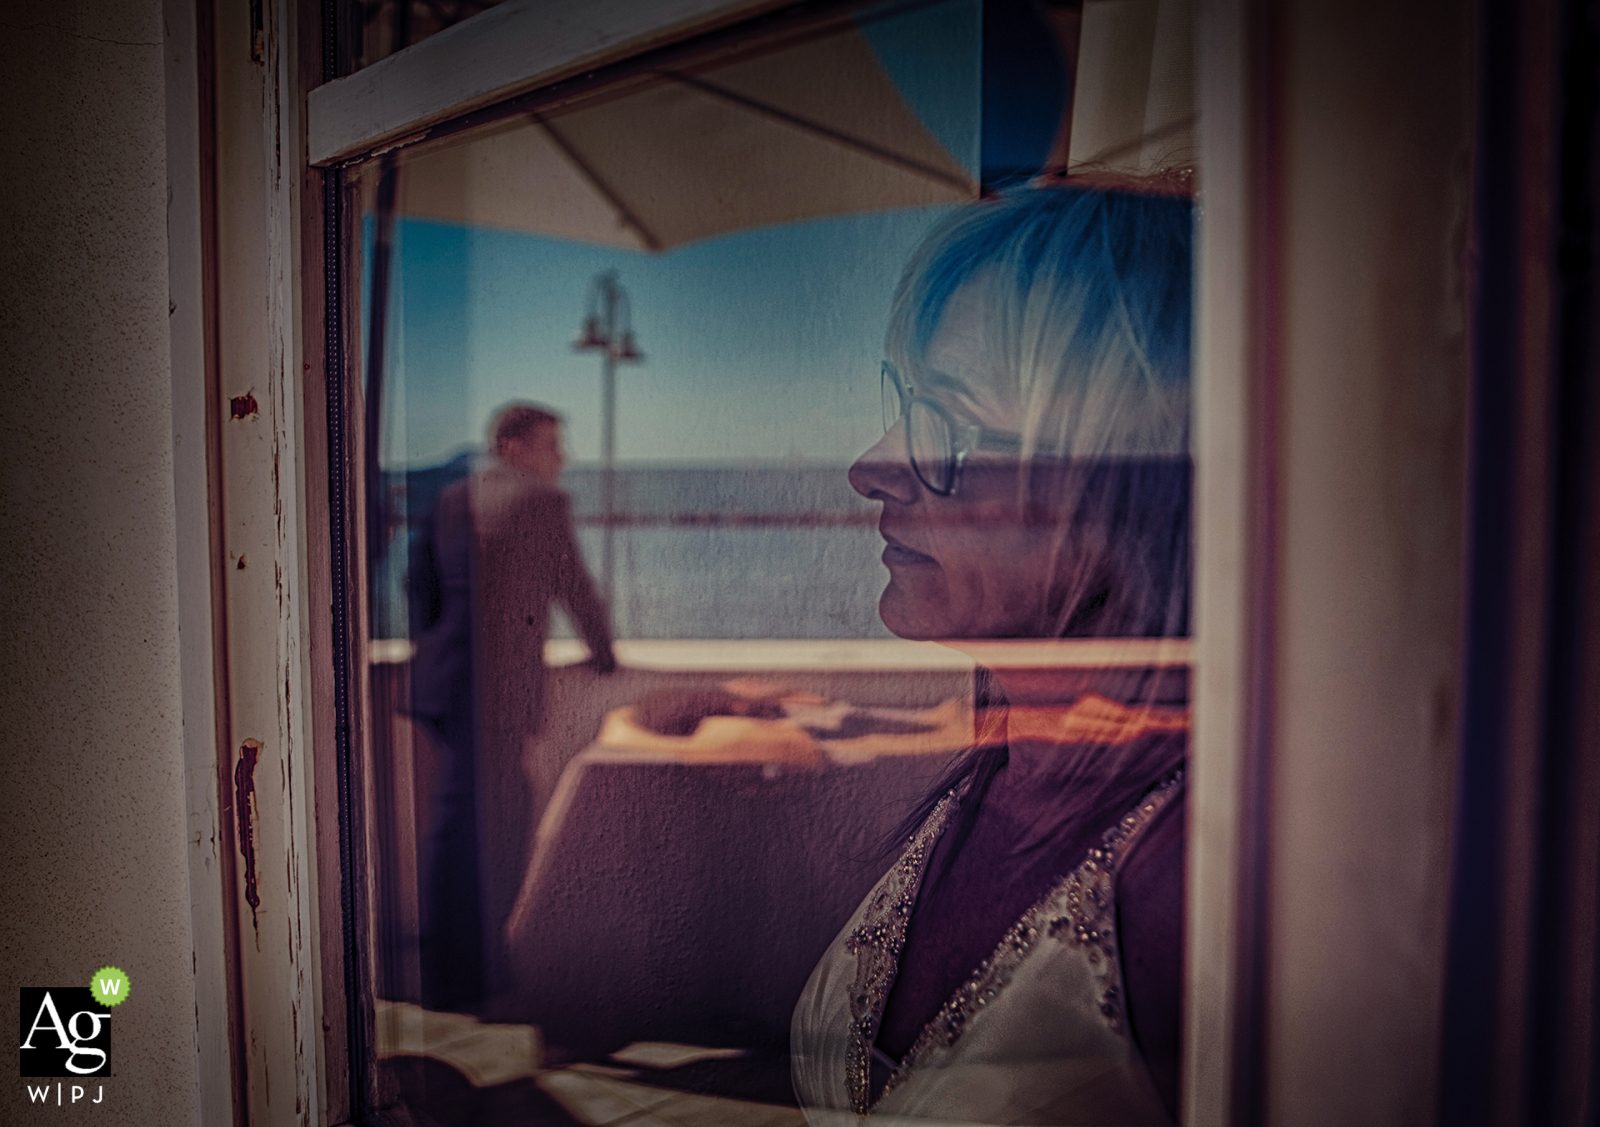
xmin=234 ymin=738 xmax=263 ymax=932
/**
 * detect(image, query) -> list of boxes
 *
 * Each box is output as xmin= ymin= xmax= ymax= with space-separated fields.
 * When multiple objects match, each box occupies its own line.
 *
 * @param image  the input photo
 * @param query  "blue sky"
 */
xmin=372 ymin=0 xmax=983 ymax=469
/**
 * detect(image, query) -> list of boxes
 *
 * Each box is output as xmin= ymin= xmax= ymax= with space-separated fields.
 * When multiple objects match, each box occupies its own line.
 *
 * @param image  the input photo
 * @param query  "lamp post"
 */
xmin=574 ymin=270 xmax=643 ymax=612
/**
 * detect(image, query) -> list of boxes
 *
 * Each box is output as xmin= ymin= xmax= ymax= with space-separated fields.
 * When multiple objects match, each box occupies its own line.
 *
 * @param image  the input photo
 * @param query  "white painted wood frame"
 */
xmin=1185 ymin=0 xmax=1250 ymax=1120
xmin=307 ymin=0 xmax=800 ymax=165
xmin=209 ymin=0 xmax=328 ymax=1121
xmin=165 ymin=0 xmax=240 ymax=1120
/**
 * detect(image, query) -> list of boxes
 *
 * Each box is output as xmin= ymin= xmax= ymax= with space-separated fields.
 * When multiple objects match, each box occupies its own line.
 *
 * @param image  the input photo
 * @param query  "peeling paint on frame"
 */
xmin=212 ymin=0 xmax=325 ymax=1121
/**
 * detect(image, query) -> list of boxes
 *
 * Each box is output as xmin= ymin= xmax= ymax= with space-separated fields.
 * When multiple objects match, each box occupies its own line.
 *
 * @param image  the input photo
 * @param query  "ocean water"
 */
xmin=374 ymin=461 xmax=895 ymax=640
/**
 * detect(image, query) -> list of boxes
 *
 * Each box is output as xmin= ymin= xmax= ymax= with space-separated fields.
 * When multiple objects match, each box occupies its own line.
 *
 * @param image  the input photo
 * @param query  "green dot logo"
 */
xmin=89 ymin=967 xmax=130 ymax=1007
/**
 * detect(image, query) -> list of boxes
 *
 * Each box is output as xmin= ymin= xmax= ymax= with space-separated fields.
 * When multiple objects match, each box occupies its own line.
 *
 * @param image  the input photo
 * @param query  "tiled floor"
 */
xmin=375 ymin=1002 xmax=805 ymax=1127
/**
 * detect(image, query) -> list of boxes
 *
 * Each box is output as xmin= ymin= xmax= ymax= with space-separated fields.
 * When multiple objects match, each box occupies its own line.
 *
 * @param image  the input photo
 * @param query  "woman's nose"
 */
xmin=849 ymin=425 xmax=920 ymax=504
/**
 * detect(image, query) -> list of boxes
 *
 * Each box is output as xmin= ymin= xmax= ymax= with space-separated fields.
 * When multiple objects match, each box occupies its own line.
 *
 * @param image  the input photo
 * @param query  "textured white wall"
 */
xmin=0 ymin=1 xmax=200 ymax=1123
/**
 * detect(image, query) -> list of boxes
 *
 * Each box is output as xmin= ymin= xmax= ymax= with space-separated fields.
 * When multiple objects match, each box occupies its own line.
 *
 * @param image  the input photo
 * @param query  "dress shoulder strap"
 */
xmin=1044 ymin=768 xmax=1186 ymax=1032
xmin=841 ymin=791 xmax=960 ymax=1114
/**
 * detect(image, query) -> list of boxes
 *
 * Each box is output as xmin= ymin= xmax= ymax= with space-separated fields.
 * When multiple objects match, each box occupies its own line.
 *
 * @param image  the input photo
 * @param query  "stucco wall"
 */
xmin=0 ymin=1 xmax=200 ymax=1123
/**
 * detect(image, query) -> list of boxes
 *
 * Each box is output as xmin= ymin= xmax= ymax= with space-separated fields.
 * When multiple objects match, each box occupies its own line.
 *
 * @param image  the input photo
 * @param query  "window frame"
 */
xmin=294 ymin=1 xmax=1252 ymax=1122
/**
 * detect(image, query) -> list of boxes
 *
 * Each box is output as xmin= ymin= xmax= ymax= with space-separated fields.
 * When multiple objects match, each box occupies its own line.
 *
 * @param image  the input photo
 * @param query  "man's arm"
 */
xmin=550 ymin=497 xmax=616 ymax=672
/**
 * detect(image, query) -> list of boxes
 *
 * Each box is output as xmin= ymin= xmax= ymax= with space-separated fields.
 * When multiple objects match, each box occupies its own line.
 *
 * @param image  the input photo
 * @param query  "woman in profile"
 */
xmin=792 ymin=177 xmax=1193 ymax=1126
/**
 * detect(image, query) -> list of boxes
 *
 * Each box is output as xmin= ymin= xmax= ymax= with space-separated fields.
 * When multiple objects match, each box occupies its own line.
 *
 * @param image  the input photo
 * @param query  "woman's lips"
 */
xmin=882 ymin=541 xmax=937 ymax=568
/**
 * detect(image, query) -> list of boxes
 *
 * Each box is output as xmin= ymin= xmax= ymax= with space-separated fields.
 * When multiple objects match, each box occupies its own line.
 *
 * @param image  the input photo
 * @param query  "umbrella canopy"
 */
xmin=1068 ymin=0 xmax=1195 ymax=174
xmin=394 ymin=19 xmax=979 ymax=251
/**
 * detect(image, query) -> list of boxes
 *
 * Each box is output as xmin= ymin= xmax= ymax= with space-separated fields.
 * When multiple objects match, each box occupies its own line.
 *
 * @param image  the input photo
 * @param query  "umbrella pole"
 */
xmin=601 ymin=311 xmax=617 ymax=616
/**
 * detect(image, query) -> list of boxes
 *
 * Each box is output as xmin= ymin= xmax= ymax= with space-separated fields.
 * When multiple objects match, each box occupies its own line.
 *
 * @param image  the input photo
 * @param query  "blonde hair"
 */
xmin=885 ymin=184 xmax=1193 ymax=638
xmin=884 ymin=182 xmax=1195 ymax=859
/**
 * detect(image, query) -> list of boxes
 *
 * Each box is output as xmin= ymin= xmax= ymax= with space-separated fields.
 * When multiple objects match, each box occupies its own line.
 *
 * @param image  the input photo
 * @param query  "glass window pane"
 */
xmin=348 ymin=2 xmax=1195 ymax=1123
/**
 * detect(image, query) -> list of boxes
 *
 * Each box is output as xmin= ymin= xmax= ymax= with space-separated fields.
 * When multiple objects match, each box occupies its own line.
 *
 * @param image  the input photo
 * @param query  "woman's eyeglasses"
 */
xmin=880 ymin=361 xmax=1023 ymax=497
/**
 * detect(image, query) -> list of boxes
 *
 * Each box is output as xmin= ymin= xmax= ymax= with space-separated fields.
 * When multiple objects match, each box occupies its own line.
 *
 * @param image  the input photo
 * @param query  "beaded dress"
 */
xmin=791 ymin=698 xmax=1184 ymax=1127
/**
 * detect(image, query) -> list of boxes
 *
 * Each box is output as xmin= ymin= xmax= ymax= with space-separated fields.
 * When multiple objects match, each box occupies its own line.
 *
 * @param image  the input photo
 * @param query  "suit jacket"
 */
xmin=408 ymin=461 xmax=614 ymax=735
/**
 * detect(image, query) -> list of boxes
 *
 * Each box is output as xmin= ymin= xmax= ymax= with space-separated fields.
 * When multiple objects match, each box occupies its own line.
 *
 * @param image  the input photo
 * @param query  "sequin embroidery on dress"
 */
xmin=867 ymin=769 xmax=1186 ymax=1112
xmin=842 ymin=791 xmax=959 ymax=1115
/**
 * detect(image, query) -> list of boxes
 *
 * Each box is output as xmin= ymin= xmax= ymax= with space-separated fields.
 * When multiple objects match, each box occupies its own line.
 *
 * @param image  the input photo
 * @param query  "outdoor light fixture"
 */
xmin=574 ymin=316 xmax=608 ymax=351
xmin=611 ymin=330 xmax=644 ymax=363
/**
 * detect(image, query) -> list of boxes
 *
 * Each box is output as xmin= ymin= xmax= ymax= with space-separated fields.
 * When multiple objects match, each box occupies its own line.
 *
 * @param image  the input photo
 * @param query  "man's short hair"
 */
xmin=489 ymin=402 xmax=563 ymax=450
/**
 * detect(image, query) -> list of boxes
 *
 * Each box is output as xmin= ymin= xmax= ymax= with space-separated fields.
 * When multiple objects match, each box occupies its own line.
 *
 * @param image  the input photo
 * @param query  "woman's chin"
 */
xmin=878 ymin=582 xmax=954 ymax=640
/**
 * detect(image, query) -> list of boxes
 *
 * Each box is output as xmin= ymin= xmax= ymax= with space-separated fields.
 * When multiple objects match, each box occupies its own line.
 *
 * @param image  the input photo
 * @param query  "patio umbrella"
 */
xmin=388 ymin=16 xmax=979 ymax=250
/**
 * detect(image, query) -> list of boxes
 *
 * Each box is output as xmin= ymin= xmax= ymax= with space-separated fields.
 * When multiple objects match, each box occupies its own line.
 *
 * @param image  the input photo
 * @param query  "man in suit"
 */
xmin=409 ymin=402 xmax=616 ymax=1012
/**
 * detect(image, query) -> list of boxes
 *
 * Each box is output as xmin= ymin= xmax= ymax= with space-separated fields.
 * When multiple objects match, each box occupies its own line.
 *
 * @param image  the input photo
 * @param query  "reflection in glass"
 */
xmin=351 ymin=2 xmax=1195 ymax=1124
xmin=880 ymin=360 xmax=1025 ymax=497
xmin=406 ymin=404 xmax=617 ymax=1013
xmin=797 ymin=181 xmax=1192 ymax=1126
